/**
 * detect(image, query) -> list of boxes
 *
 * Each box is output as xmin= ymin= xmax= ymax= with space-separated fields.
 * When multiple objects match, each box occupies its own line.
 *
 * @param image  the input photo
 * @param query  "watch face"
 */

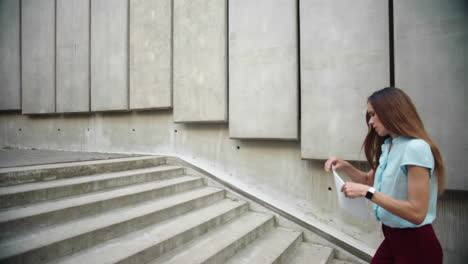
xmin=366 ymin=191 xmax=373 ymax=200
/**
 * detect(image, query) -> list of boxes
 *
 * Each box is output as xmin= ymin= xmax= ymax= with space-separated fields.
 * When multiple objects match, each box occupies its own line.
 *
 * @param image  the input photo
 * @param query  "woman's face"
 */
xmin=367 ymin=103 xmax=392 ymax=137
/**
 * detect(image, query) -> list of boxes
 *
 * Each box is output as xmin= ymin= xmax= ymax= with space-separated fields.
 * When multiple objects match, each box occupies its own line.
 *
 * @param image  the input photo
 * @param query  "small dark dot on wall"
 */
xmin=18 ymin=128 xmax=22 ymax=131
xmin=328 ymin=187 xmax=332 ymax=191
xmin=132 ymin=129 xmax=135 ymax=132
xmin=174 ymin=129 xmax=178 ymax=133
xmin=237 ymin=146 xmax=240 ymax=150
xmin=87 ymin=128 xmax=90 ymax=131
xmin=58 ymin=129 xmax=61 ymax=131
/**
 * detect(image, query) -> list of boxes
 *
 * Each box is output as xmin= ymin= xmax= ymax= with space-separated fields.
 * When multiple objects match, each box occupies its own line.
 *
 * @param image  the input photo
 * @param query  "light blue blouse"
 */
xmin=372 ymin=136 xmax=437 ymax=228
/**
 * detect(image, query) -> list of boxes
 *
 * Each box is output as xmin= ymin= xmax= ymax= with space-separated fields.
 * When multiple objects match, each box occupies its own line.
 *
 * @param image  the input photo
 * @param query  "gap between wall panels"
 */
xmin=389 ymin=0 xmax=395 ymax=87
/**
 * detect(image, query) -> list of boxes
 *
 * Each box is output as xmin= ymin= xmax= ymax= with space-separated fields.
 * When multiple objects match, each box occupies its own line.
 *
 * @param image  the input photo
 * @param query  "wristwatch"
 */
xmin=366 ymin=187 xmax=376 ymax=200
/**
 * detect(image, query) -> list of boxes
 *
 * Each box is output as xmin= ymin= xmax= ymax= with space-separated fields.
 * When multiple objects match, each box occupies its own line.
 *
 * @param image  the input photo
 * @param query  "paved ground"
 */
xmin=0 ymin=149 xmax=136 ymax=168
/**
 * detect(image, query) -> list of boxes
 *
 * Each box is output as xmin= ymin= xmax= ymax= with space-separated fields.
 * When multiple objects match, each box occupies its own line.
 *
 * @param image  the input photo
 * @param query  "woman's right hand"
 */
xmin=324 ymin=157 xmax=350 ymax=172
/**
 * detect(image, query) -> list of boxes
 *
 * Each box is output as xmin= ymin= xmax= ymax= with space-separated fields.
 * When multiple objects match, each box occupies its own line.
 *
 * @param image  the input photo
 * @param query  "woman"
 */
xmin=325 ymin=87 xmax=444 ymax=263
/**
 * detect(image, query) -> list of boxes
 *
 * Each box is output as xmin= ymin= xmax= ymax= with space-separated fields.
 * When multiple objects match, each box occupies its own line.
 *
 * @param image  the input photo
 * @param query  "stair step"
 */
xmin=48 ymin=199 xmax=249 ymax=264
xmin=151 ymin=212 xmax=275 ymax=264
xmin=330 ymin=260 xmax=355 ymax=264
xmin=287 ymin=243 xmax=334 ymax=264
xmin=0 ymin=156 xmax=166 ymax=186
xmin=224 ymin=227 xmax=302 ymax=264
xmin=0 ymin=165 xmax=184 ymax=208
xmin=0 ymin=175 xmax=205 ymax=238
xmin=0 ymin=186 xmax=228 ymax=264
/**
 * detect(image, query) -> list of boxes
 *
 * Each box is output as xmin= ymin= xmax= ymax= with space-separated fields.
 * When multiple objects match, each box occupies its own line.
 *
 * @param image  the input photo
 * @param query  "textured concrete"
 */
xmin=21 ymin=0 xmax=56 ymax=114
xmin=0 ymin=0 xmax=20 ymax=110
xmin=0 ymin=165 xmax=184 ymax=208
xmin=151 ymin=212 xmax=275 ymax=264
xmin=0 ymin=155 xmax=166 ymax=186
xmin=0 ymin=185 xmax=230 ymax=263
xmin=0 ymin=177 xmax=210 ymax=238
xmin=0 ymin=149 xmax=131 ymax=168
xmin=394 ymin=0 xmax=468 ymax=191
xmin=0 ymin=113 xmax=385 ymax=250
xmin=173 ymin=0 xmax=227 ymax=122
xmin=130 ymin=0 xmax=172 ymax=109
xmin=91 ymin=0 xmax=128 ymax=111
xmin=225 ymin=227 xmax=302 ymax=264
xmin=229 ymin=0 xmax=298 ymax=139
xmin=300 ymin=0 xmax=389 ymax=160
xmin=56 ymin=0 xmax=90 ymax=113
xmin=288 ymin=243 xmax=334 ymax=264
xmin=53 ymin=199 xmax=248 ymax=264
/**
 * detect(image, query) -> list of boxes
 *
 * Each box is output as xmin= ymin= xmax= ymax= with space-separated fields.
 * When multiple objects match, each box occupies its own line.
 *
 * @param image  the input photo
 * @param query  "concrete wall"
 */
xmin=229 ymin=0 xmax=298 ymax=139
xmin=130 ymin=0 xmax=172 ymax=110
xmin=300 ymin=0 xmax=389 ymax=160
xmin=56 ymin=0 xmax=90 ymax=113
xmin=394 ymin=0 xmax=468 ymax=190
xmin=0 ymin=0 xmax=20 ymax=110
xmin=173 ymin=0 xmax=227 ymax=122
xmin=91 ymin=0 xmax=129 ymax=111
xmin=21 ymin=0 xmax=55 ymax=114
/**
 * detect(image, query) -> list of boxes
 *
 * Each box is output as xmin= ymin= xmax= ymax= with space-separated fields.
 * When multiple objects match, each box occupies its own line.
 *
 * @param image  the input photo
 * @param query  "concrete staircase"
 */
xmin=0 ymin=156 xmax=356 ymax=264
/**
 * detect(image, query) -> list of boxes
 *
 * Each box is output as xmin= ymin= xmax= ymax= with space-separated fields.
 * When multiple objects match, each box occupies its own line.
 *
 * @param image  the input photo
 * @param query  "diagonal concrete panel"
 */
xmin=229 ymin=0 xmax=298 ymax=139
xmin=0 ymin=0 xmax=21 ymax=110
xmin=394 ymin=0 xmax=468 ymax=190
xmin=300 ymin=0 xmax=389 ymax=160
xmin=130 ymin=0 xmax=172 ymax=110
xmin=56 ymin=0 xmax=90 ymax=113
xmin=91 ymin=0 xmax=129 ymax=111
xmin=173 ymin=0 xmax=227 ymax=123
xmin=21 ymin=0 xmax=56 ymax=114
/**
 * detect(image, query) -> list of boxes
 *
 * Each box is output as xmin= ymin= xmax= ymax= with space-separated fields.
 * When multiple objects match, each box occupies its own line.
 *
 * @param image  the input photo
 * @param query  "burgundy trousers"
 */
xmin=371 ymin=224 xmax=443 ymax=264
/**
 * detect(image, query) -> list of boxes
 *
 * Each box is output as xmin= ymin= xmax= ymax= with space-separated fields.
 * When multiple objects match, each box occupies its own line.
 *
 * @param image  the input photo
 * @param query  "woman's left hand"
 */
xmin=341 ymin=182 xmax=369 ymax=198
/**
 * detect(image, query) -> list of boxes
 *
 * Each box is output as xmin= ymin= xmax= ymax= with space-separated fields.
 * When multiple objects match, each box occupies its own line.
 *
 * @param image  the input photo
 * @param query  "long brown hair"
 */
xmin=363 ymin=87 xmax=445 ymax=196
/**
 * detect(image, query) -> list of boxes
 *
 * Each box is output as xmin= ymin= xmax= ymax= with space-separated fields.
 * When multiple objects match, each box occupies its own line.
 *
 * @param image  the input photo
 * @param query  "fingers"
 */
xmin=324 ymin=157 xmax=338 ymax=172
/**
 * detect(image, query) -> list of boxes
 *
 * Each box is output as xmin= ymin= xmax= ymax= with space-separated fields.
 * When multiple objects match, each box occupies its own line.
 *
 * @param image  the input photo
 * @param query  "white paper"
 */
xmin=333 ymin=169 xmax=369 ymax=220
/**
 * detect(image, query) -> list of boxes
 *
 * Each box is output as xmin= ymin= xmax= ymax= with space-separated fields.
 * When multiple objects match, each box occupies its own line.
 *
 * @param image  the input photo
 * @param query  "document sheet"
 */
xmin=333 ymin=169 xmax=369 ymax=220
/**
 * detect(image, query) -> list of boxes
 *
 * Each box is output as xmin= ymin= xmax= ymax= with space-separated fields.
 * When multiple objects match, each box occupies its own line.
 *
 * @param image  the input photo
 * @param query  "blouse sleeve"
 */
xmin=400 ymin=139 xmax=435 ymax=176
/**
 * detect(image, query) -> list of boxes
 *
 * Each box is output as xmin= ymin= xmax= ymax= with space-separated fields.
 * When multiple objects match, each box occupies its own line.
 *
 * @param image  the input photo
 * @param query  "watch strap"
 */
xmin=366 ymin=187 xmax=376 ymax=200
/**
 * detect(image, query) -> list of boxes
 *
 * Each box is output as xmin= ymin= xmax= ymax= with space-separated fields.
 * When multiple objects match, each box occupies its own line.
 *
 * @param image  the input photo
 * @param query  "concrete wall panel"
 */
xmin=129 ymin=0 xmax=172 ymax=110
xmin=21 ymin=0 xmax=55 ymax=114
xmin=229 ymin=0 xmax=298 ymax=139
xmin=0 ymin=0 xmax=21 ymax=110
xmin=56 ymin=0 xmax=90 ymax=113
xmin=300 ymin=0 xmax=389 ymax=160
xmin=173 ymin=0 xmax=227 ymax=122
xmin=394 ymin=0 xmax=468 ymax=190
xmin=91 ymin=0 xmax=128 ymax=111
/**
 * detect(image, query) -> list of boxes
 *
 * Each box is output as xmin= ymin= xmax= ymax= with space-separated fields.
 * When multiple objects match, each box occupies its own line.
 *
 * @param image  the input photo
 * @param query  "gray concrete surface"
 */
xmin=56 ymin=0 xmax=90 ymax=113
xmin=91 ymin=0 xmax=128 ymax=111
xmin=173 ymin=0 xmax=227 ymax=122
xmin=229 ymin=0 xmax=298 ymax=139
xmin=0 ymin=0 xmax=20 ymax=110
xmin=0 ymin=149 xmax=132 ymax=168
xmin=21 ymin=0 xmax=56 ymax=114
xmin=394 ymin=0 xmax=468 ymax=190
xmin=130 ymin=0 xmax=172 ymax=110
xmin=300 ymin=0 xmax=389 ymax=160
